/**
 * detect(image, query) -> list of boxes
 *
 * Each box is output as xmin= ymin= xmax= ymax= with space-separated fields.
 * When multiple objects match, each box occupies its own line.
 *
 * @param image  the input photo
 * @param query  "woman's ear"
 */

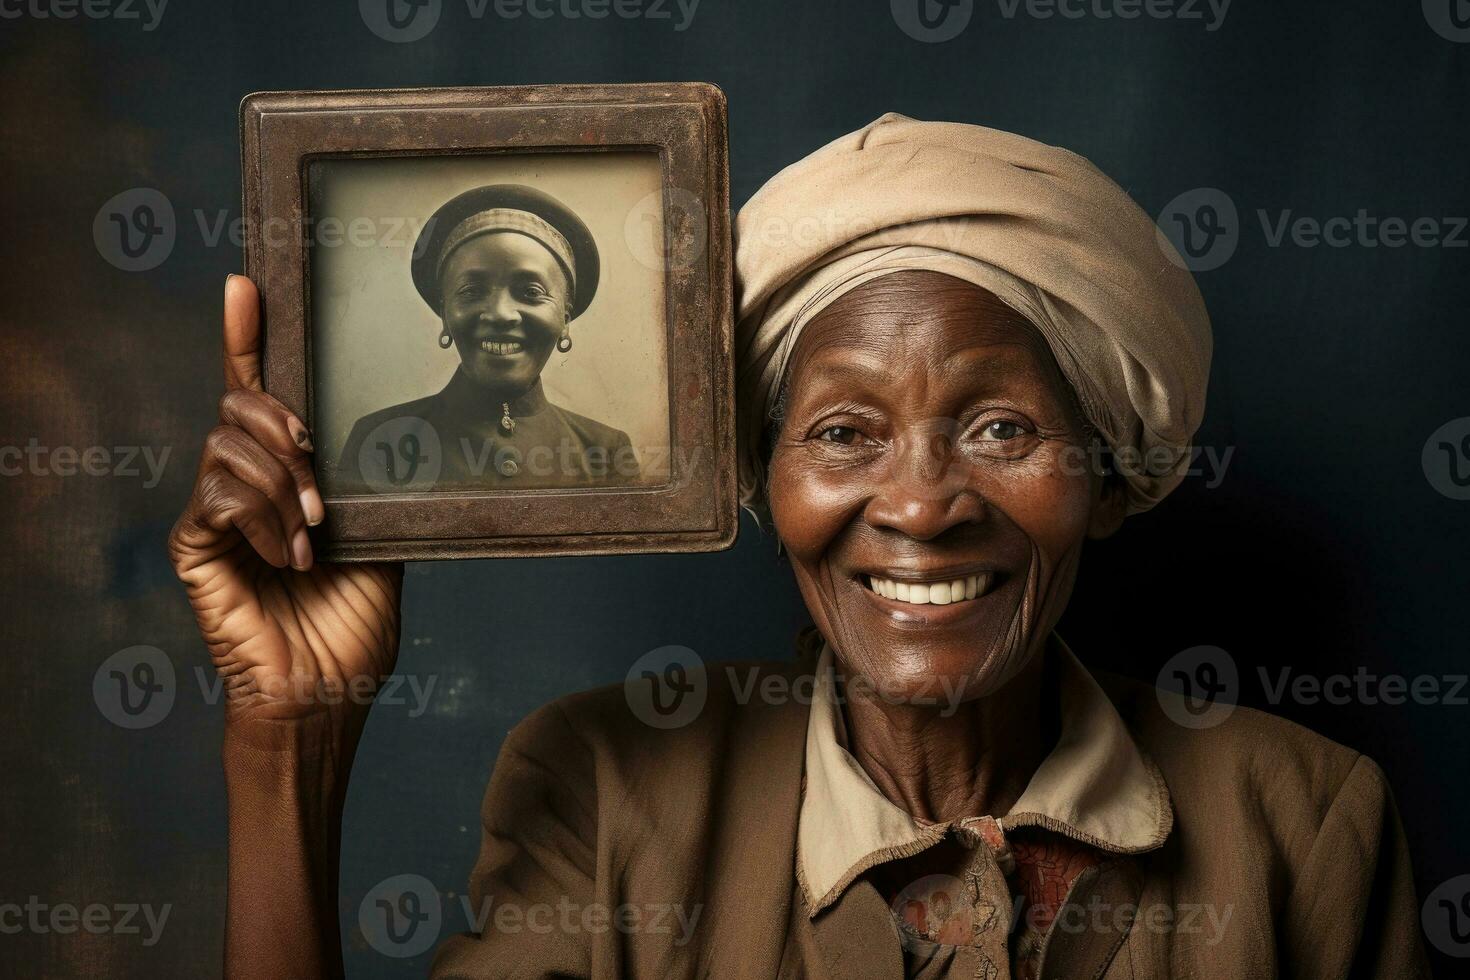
xmin=1086 ymin=472 xmax=1128 ymax=540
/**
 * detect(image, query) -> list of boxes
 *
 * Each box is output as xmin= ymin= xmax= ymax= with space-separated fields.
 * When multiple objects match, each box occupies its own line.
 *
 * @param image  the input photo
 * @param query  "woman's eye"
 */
xmin=981 ymin=420 xmax=1025 ymax=441
xmin=817 ymin=425 xmax=863 ymax=446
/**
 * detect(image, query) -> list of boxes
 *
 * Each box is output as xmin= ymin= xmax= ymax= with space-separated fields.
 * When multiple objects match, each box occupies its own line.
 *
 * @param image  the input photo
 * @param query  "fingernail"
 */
xmin=300 ymin=488 xmax=325 ymax=527
xmin=226 ymin=273 xmax=239 ymax=284
xmin=291 ymin=527 xmax=312 ymax=571
xmin=287 ymin=416 xmax=314 ymax=452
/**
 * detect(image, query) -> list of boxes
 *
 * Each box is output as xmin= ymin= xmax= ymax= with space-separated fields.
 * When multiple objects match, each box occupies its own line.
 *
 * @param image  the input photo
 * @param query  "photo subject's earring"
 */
xmin=438 ymin=327 xmax=453 ymax=349
xmin=557 ymin=331 xmax=573 ymax=353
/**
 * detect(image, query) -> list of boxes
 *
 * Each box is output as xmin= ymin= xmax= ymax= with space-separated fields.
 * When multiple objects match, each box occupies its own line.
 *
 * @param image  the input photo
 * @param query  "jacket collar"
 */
xmin=797 ymin=633 xmax=1173 ymax=916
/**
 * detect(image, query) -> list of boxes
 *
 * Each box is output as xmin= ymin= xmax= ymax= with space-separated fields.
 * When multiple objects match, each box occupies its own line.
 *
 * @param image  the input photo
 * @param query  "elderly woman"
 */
xmin=169 ymin=115 xmax=1428 ymax=978
xmin=338 ymin=183 xmax=639 ymax=490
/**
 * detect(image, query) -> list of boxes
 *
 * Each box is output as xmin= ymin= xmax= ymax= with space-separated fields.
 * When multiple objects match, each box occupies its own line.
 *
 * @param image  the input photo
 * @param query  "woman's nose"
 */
xmin=477 ymin=289 xmax=520 ymax=325
xmin=863 ymin=422 xmax=986 ymax=541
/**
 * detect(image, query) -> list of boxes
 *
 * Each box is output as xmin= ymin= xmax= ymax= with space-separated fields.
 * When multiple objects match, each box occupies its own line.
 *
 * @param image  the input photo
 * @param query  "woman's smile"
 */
xmin=767 ymin=273 xmax=1112 ymax=704
xmin=439 ymin=231 xmax=571 ymax=396
xmin=479 ymin=338 xmax=526 ymax=357
xmin=854 ymin=567 xmax=1003 ymax=627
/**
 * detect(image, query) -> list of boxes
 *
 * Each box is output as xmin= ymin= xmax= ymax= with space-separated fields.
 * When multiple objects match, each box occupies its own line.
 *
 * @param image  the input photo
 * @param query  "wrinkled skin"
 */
xmin=766 ymin=270 xmax=1125 ymax=818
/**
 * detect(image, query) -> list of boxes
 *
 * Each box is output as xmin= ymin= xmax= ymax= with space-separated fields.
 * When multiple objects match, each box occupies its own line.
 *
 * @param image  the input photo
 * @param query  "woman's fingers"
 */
xmin=191 ymin=468 xmax=291 ymax=569
xmin=223 ymin=275 xmax=264 ymax=392
xmin=202 ymin=424 xmax=314 ymax=570
xmin=218 ymin=388 xmax=324 ymax=527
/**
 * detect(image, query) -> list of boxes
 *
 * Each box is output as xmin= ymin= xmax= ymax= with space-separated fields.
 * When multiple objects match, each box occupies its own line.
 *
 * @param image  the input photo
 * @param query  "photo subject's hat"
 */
xmin=412 ymin=183 xmax=601 ymax=318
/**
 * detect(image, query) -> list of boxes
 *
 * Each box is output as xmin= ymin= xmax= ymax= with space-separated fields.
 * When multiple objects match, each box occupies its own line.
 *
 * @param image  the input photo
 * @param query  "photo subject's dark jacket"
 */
xmin=334 ymin=369 xmax=639 ymax=493
xmin=429 ymin=628 xmax=1430 ymax=979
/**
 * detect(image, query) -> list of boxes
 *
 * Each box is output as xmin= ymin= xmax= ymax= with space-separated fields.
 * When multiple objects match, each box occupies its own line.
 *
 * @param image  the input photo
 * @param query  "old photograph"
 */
xmin=309 ymin=152 xmax=669 ymax=496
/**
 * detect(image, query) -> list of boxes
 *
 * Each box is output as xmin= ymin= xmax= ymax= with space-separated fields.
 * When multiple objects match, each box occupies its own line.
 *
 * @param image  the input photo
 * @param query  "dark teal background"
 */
xmin=1 ymin=0 xmax=1467 ymax=975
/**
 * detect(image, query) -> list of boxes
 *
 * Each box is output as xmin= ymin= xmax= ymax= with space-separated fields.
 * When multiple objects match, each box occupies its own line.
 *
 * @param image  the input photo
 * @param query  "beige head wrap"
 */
xmin=735 ymin=112 xmax=1212 ymax=524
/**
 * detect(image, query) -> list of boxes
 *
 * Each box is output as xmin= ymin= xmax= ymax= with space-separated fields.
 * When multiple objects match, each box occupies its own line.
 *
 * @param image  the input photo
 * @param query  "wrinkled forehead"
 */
xmin=784 ymin=270 xmax=1073 ymax=402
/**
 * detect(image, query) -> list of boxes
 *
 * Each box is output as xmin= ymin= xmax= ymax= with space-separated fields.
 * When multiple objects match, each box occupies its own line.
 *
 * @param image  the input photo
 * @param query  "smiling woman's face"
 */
xmin=767 ymin=271 xmax=1124 ymax=706
xmin=439 ymin=231 xmax=571 ymax=397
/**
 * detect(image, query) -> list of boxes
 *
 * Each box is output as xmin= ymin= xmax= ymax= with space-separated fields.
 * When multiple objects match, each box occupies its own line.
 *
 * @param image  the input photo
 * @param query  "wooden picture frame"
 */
xmin=239 ymin=83 xmax=735 ymax=561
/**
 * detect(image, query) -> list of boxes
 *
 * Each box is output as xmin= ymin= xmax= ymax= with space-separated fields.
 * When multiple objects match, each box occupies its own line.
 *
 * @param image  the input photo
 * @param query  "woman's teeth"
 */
xmin=481 ymin=340 xmax=524 ymax=355
xmin=864 ymin=573 xmax=990 ymax=605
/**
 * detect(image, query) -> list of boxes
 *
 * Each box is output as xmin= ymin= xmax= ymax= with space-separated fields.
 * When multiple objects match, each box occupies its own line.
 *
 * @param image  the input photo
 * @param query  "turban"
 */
xmin=734 ymin=112 xmax=1212 ymax=523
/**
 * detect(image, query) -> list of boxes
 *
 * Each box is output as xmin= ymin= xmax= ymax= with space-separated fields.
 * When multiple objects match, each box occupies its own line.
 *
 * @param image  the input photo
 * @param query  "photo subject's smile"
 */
xmin=479 ymin=338 xmax=527 ymax=357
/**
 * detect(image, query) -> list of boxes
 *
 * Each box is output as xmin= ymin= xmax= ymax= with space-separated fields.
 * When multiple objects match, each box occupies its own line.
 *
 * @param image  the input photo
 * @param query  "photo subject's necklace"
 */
xmin=500 ymin=401 xmax=516 ymax=435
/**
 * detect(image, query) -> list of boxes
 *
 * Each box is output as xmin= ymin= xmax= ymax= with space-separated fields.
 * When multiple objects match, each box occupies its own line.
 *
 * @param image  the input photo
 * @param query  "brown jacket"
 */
xmin=429 ymin=631 xmax=1430 ymax=979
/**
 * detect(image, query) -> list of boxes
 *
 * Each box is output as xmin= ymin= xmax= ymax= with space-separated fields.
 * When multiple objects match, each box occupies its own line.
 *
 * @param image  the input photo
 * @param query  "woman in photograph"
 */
xmin=339 ymin=183 xmax=640 ymax=490
xmin=168 ymin=115 xmax=1428 ymax=978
